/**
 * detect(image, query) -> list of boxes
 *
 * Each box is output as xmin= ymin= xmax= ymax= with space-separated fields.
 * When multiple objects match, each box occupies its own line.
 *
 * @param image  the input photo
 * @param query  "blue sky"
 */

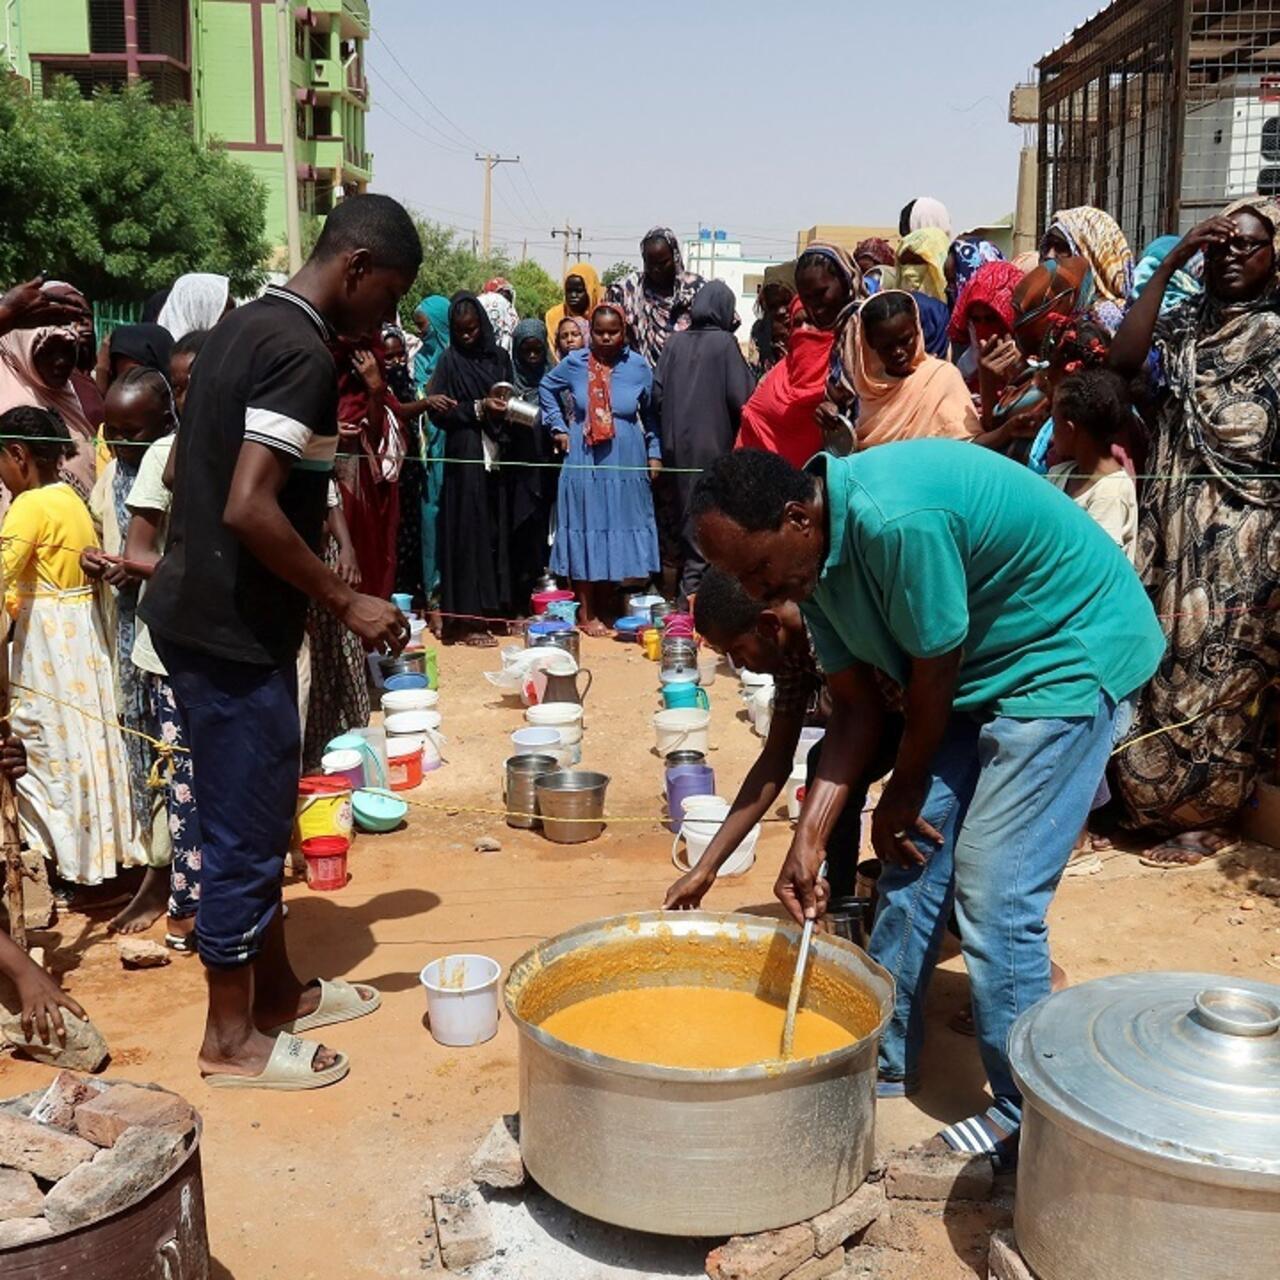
xmin=365 ymin=1 xmax=1079 ymax=273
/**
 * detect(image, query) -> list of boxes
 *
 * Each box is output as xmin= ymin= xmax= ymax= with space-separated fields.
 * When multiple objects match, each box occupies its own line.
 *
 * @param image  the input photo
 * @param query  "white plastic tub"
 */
xmin=381 ymin=688 xmax=439 ymax=715
xmin=512 ymin=726 xmax=561 ymax=755
xmin=671 ymin=796 xmax=759 ymax=877
xmin=420 ymin=954 xmax=502 ymax=1046
xmin=652 ymin=709 xmax=711 ymax=757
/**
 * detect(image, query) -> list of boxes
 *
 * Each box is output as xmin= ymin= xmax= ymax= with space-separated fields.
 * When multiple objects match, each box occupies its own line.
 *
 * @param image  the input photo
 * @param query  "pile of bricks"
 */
xmin=433 ymin=1114 xmax=1025 ymax=1279
xmin=0 ymin=1073 xmax=196 ymax=1246
xmin=705 ymin=1147 xmax=995 ymax=1280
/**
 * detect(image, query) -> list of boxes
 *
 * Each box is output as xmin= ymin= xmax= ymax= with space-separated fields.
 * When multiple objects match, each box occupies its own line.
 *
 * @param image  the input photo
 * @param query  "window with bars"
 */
xmin=1036 ymin=1 xmax=1280 ymax=246
xmin=88 ymin=0 xmax=126 ymax=53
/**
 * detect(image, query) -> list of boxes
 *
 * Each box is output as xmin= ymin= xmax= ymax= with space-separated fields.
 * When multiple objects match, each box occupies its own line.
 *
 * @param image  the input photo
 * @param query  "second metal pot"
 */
xmin=534 ymin=769 xmax=609 ymax=843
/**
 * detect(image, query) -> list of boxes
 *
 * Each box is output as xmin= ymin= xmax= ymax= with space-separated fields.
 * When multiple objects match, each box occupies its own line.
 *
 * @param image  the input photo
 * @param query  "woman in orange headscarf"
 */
xmin=829 ymin=290 xmax=978 ymax=449
xmin=545 ymin=263 xmax=601 ymax=362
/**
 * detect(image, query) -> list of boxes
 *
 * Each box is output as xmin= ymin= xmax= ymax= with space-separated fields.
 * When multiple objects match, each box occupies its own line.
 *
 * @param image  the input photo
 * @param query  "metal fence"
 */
xmin=1037 ymin=0 xmax=1280 ymax=248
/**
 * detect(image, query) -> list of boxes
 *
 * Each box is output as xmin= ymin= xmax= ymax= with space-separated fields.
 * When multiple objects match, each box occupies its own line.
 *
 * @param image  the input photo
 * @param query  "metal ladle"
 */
xmin=781 ymin=859 xmax=828 ymax=1058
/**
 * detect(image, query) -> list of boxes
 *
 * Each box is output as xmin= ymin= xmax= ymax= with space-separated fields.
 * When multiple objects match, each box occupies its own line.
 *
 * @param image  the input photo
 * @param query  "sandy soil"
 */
xmin=3 ymin=634 xmax=1278 ymax=1279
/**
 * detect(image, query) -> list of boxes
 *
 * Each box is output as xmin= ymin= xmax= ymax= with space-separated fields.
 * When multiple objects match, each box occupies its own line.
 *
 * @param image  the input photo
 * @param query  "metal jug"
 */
xmin=542 ymin=668 xmax=593 ymax=706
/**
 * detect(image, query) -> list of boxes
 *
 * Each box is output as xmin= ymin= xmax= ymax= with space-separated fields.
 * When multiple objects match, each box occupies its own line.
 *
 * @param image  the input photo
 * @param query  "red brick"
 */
xmin=0 ymin=1168 xmax=44 ymax=1222
xmin=810 ymin=1182 xmax=886 ymax=1254
xmin=787 ymin=1248 xmax=844 ymax=1280
xmin=988 ymin=1228 xmax=1035 ymax=1280
xmin=29 ymin=1070 xmax=107 ymax=1132
xmin=0 ymin=1110 xmax=96 ymax=1180
xmin=706 ymin=1224 xmax=817 ymax=1280
xmin=884 ymin=1149 xmax=992 ymax=1201
xmin=73 ymin=1084 xmax=194 ymax=1148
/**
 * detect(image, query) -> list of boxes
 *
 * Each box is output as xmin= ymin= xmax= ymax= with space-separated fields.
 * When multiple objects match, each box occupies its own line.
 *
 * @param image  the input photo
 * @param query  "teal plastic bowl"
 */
xmin=353 ymin=787 xmax=408 ymax=833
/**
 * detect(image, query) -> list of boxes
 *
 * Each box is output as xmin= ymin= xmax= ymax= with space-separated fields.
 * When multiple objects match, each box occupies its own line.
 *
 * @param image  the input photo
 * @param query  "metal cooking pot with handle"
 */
xmin=1009 ymin=972 xmax=1280 ymax=1280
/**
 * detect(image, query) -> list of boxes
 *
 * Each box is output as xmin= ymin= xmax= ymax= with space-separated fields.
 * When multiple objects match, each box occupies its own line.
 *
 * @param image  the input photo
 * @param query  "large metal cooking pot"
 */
xmin=504 ymin=910 xmax=893 ymax=1237
xmin=1010 ymin=972 xmax=1280 ymax=1280
xmin=0 ymin=1114 xmax=208 ymax=1278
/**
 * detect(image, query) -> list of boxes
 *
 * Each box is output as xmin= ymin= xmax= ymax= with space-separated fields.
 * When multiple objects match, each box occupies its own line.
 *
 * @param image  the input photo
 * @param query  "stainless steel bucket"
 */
xmin=505 ymin=753 xmax=558 ymax=830
xmin=534 ymin=769 xmax=608 ymax=843
xmin=505 ymin=910 xmax=893 ymax=1237
xmin=505 ymin=395 xmax=541 ymax=428
xmin=531 ymin=628 xmax=580 ymax=665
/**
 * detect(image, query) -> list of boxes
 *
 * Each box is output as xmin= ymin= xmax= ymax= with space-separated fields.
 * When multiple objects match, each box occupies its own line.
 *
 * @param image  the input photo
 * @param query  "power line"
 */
xmin=370 ymin=29 xmax=484 ymax=152
xmin=365 ymin=67 xmax=470 ymax=155
xmin=371 ymin=94 xmax=471 ymax=158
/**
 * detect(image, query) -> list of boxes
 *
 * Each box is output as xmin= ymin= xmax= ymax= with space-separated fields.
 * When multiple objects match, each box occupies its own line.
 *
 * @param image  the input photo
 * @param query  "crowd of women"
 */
xmin=0 ymin=187 xmax=1277 ymax=966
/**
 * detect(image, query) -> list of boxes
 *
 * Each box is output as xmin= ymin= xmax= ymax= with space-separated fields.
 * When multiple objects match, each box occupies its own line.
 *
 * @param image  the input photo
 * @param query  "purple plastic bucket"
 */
xmin=664 ymin=763 xmax=716 ymax=833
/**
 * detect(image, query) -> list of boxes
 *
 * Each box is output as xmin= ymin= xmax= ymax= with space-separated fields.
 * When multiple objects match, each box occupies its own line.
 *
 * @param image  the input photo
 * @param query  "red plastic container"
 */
xmin=531 ymin=588 xmax=574 ymax=615
xmin=300 ymin=835 xmax=350 ymax=891
xmin=387 ymin=740 xmax=424 ymax=791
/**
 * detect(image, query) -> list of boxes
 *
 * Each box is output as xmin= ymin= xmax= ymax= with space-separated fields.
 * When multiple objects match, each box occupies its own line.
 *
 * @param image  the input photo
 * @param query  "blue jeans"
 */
xmin=869 ymin=693 xmax=1117 ymax=1131
xmin=155 ymin=640 xmax=300 ymax=970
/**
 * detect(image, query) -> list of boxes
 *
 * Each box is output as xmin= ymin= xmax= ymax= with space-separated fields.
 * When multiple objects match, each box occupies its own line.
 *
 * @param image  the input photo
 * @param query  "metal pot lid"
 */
xmin=1009 ymin=972 xmax=1280 ymax=1188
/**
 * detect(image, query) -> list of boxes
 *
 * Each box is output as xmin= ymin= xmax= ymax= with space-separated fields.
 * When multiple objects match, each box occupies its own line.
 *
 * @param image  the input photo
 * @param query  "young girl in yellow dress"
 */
xmin=0 ymin=405 xmax=144 ymax=885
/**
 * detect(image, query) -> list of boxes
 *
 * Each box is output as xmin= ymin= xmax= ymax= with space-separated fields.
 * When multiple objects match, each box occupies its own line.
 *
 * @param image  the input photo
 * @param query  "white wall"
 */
xmin=682 ymin=237 xmax=789 ymax=348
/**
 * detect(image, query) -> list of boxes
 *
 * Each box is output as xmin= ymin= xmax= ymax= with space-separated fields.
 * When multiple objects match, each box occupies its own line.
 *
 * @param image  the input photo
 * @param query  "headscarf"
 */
xmin=380 ymin=322 xmax=417 ymax=403
xmin=511 ymin=317 xmax=550 ymax=392
xmin=1046 ymin=208 xmax=1134 ymax=330
xmin=797 ymin=242 xmax=866 ymax=332
xmin=606 ymin=227 xmax=704 ymax=365
xmin=412 ymin=295 xmax=452 ymax=391
xmin=911 ymin=292 xmax=951 ymax=358
xmin=108 ymin=323 xmax=175 ymax=377
xmin=949 ymin=260 xmax=1028 ymax=343
xmin=895 ymin=228 xmax=950 ymax=302
xmin=854 ymin=237 xmax=896 ymax=268
xmin=907 ymin=197 xmax=952 ymax=237
xmin=0 ymin=326 xmax=98 ymax=499
xmin=736 ymin=296 xmax=832 ymax=467
xmin=428 ymin=292 xmax=511 ymax=404
xmin=1012 ymin=256 xmax=1095 ymax=355
xmin=1150 ymin=196 xmax=1280 ymax=505
xmin=479 ymin=290 xmax=518 ymax=353
xmin=585 ymin=301 xmax=628 ymax=448
xmin=483 ymin=276 xmax=516 ymax=304
xmin=1130 ymin=235 xmax=1203 ymax=314
xmin=949 ymin=237 xmax=1006 ymax=304
xmin=554 ymin=315 xmax=590 ymax=359
xmin=545 ymin=262 xmax=601 ymax=360
xmin=157 ymin=273 xmax=231 ymax=340
xmin=835 ymin=292 xmax=979 ymax=449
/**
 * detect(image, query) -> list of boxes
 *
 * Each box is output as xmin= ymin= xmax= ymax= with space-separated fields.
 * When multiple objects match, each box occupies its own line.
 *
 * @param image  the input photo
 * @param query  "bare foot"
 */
xmin=579 ymin=620 xmax=610 ymax=638
xmin=108 ymin=866 xmax=169 ymax=934
xmin=199 ymin=1027 xmax=339 ymax=1079
xmin=1139 ymin=831 xmax=1238 ymax=868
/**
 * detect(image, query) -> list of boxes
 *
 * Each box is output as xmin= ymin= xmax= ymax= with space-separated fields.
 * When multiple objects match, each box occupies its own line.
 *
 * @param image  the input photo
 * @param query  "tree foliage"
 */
xmin=0 ymin=78 xmax=269 ymax=302
xmin=602 ymin=260 xmax=634 ymax=288
xmin=398 ymin=215 xmax=563 ymax=326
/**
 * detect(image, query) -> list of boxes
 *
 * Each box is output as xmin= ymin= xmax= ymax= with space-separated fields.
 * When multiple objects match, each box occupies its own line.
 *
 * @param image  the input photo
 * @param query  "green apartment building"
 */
xmin=2 ymin=1 xmax=373 ymax=258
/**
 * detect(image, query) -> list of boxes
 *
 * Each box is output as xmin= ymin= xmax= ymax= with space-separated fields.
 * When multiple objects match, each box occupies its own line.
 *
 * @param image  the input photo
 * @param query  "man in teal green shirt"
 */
xmin=691 ymin=441 xmax=1164 ymax=1170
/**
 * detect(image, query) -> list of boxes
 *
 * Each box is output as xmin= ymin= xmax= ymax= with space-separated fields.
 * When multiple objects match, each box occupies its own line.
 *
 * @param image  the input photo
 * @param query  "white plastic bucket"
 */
xmin=381 ymin=688 xmax=439 ymax=715
xmin=795 ymin=727 xmax=825 ymax=766
xmin=786 ymin=763 xmax=808 ymax=820
xmin=671 ymin=796 xmax=759 ymax=878
xmin=750 ymin=686 xmax=774 ymax=738
xmin=697 ymin=650 xmax=718 ymax=687
xmin=524 ymin=703 xmax=584 ymax=731
xmin=512 ymin=726 xmax=561 ymax=755
xmin=385 ymin=709 xmax=443 ymax=738
xmin=420 ymin=954 xmax=501 ymax=1046
xmin=652 ymin=708 xmax=711 ymax=758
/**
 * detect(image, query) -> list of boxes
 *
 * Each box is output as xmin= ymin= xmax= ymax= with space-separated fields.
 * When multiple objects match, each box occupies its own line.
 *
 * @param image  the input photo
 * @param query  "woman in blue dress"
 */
xmin=539 ymin=302 xmax=661 ymax=634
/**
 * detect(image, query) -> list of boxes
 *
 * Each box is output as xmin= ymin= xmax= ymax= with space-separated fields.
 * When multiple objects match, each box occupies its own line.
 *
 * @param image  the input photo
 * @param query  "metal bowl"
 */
xmin=504 ymin=910 xmax=893 ymax=1236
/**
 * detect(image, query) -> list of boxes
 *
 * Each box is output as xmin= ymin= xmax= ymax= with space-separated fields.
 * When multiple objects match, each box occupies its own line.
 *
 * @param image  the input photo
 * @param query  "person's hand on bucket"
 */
xmin=340 ymin=593 xmax=408 ymax=654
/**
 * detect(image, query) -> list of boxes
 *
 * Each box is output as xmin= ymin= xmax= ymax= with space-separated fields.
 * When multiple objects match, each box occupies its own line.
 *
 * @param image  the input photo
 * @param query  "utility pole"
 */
xmin=520 ymin=238 xmax=528 ymax=263
xmin=551 ymin=222 xmax=583 ymax=278
xmin=474 ymin=153 xmax=520 ymax=256
xmin=275 ymin=0 xmax=303 ymax=273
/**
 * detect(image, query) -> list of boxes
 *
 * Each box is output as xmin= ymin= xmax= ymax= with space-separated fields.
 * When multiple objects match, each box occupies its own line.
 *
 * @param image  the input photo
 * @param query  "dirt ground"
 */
xmin=3 ymin=634 xmax=1279 ymax=1279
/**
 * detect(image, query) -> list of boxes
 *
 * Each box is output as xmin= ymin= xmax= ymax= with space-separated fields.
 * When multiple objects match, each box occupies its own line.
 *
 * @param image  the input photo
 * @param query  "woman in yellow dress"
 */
xmin=0 ymin=404 xmax=145 ymax=885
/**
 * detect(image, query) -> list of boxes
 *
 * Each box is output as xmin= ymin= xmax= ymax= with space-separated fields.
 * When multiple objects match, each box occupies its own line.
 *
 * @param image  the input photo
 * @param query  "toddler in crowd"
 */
xmin=1047 ymin=367 xmax=1139 ymax=561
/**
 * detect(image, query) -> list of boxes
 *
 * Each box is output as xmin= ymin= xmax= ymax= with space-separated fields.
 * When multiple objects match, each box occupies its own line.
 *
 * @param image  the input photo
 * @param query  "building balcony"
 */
xmin=308 ymin=57 xmax=341 ymax=93
xmin=298 ymin=137 xmax=344 ymax=173
xmin=299 ymin=1 xmax=370 ymax=38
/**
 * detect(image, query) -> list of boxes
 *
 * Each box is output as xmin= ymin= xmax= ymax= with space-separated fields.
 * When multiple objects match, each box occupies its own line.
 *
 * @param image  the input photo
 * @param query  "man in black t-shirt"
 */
xmin=141 ymin=194 xmax=422 ymax=1090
